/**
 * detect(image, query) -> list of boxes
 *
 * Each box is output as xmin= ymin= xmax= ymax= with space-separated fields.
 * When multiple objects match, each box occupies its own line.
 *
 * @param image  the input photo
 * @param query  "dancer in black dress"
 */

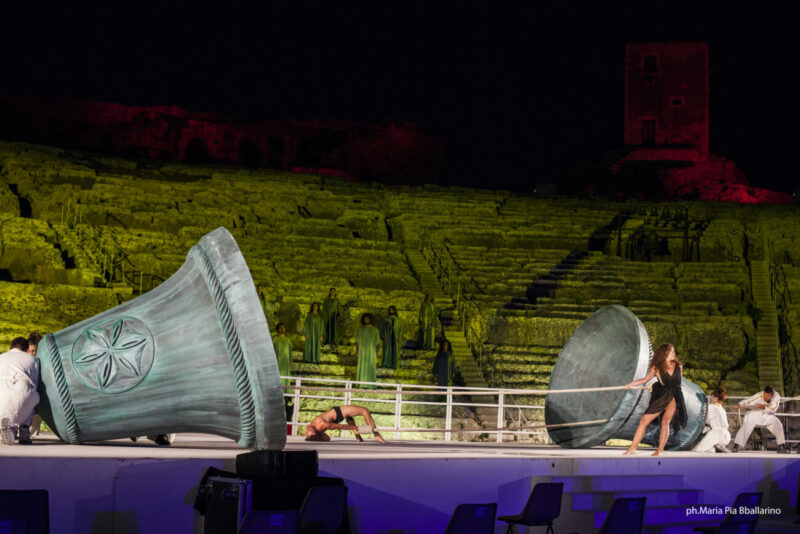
xmin=622 ymin=343 xmax=687 ymax=456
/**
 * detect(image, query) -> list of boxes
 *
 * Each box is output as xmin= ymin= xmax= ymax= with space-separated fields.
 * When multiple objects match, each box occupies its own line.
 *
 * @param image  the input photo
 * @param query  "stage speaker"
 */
xmin=202 ymin=476 xmax=253 ymax=534
xmin=545 ymin=305 xmax=707 ymax=450
xmin=35 ymin=227 xmax=286 ymax=450
xmin=236 ymin=450 xmax=319 ymax=479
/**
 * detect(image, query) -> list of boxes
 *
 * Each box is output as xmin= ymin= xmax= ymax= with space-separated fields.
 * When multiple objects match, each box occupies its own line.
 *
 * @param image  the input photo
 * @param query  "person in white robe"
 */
xmin=732 ymin=385 xmax=787 ymax=453
xmin=693 ymin=387 xmax=731 ymax=453
xmin=0 ymin=337 xmax=39 ymax=445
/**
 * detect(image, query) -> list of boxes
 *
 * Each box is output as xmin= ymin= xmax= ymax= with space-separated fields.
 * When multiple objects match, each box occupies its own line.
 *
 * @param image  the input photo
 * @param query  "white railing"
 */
xmin=283 ymin=375 xmax=550 ymax=442
xmin=282 ymin=376 xmax=800 ymax=446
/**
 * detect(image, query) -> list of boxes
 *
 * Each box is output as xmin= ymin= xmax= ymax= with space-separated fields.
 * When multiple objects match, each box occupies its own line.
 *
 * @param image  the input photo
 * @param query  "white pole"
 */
xmin=291 ymin=377 xmax=301 ymax=436
xmin=445 ymin=387 xmax=453 ymax=442
xmin=395 ymin=385 xmax=402 ymax=440
xmin=496 ymin=392 xmax=504 ymax=443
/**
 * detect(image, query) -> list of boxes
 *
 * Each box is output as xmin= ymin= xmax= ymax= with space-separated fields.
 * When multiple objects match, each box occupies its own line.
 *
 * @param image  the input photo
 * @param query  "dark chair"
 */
xmin=239 ymin=485 xmax=348 ymax=534
xmin=238 ymin=510 xmax=295 ymax=533
xmin=498 ymin=482 xmax=563 ymax=534
xmin=693 ymin=492 xmax=762 ymax=534
xmin=0 ymin=489 xmax=49 ymax=534
xmin=297 ymin=485 xmax=348 ymax=534
xmin=444 ymin=503 xmax=497 ymax=534
xmin=598 ymin=497 xmax=646 ymax=534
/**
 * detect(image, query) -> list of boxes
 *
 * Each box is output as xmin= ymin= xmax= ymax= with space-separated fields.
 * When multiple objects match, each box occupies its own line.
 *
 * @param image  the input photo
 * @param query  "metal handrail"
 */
xmin=282 ymin=376 xmax=800 ymax=444
xmin=58 ymin=204 xmax=166 ymax=295
xmin=283 ymin=375 xmax=552 ymax=443
xmin=768 ymin=252 xmax=799 ymax=397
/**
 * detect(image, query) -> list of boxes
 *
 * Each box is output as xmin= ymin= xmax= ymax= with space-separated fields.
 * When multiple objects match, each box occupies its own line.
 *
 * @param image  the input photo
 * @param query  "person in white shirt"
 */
xmin=0 ymin=337 xmax=40 ymax=445
xmin=693 ymin=387 xmax=731 ymax=453
xmin=732 ymin=385 xmax=787 ymax=453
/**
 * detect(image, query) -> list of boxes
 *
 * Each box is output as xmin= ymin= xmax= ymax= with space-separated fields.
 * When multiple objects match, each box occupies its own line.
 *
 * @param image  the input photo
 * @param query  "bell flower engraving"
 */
xmin=72 ymin=318 xmax=154 ymax=392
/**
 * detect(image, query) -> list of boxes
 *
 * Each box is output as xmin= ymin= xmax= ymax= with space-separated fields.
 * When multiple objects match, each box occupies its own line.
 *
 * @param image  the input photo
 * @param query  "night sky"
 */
xmin=2 ymin=2 xmax=799 ymax=192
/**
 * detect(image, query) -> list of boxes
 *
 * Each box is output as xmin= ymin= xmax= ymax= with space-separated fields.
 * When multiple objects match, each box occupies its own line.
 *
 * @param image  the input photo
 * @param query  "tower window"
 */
xmin=643 ymin=55 xmax=658 ymax=85
xmin=670 ymin=97 xmax=685 ymax=107
xmin=643 ymin=55 xmax=658 ymax=74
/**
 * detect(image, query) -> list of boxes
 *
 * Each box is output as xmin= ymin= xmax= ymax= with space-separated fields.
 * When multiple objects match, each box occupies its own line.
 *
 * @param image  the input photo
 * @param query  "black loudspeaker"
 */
xmin=236 ymin=450 xmax=319 ymax=479
xmin=0 ymin=490 xmax=49 ymax=534
xmin=201 ymin=477 xmax=253 ymax=534
xmin=234 ymin=450 xmax=349 ymax=533
xmin=250 ymin=476 xmax=346 ymax=512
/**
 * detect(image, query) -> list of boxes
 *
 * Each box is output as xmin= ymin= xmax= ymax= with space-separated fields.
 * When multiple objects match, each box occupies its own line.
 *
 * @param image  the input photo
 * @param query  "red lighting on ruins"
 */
xmin=611 ymin=42 xmax=792 ymax=204
xmin=0 ymin=95 xmax=444 ymax=184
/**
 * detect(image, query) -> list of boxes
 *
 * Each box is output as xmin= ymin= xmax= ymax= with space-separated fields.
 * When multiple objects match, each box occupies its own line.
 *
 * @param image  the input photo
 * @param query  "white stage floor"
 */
xmin=1 ymin=432 xmax=795 ymax=460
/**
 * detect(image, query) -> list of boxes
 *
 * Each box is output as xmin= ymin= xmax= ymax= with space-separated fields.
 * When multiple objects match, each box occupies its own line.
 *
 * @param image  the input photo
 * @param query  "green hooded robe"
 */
xmin=272 ymin=335 xmax=293 ymax=386
xmin=418 ymin=301 xmax=437 ymax=350
xmin=381 ymin=316 xmax=404 ymax=369
xmin=356 ymin=325 xmax=380 ymax=388
xmin=432 ymin=349 xmax=456 ymax=387
xmin=303 ymin=313 xmax=324 ymax=363
xmin=322 ymin=296 xmax=341 ymax=345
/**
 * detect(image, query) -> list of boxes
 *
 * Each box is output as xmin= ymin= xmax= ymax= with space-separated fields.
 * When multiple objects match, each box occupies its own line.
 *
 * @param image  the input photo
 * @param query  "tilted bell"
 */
xmin=35 ymin=227 xmax=286 ymax=450
xmin=545 ymin=305 xmax=707 ymax=450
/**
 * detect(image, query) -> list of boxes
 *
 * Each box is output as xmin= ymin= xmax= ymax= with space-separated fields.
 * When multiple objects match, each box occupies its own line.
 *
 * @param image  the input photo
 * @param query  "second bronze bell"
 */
xmin=545 ymin=305 xmax=707 ymax=450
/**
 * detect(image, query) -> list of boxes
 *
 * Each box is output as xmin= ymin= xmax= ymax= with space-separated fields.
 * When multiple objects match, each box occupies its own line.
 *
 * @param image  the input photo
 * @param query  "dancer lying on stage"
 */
xmin=623 ymin=343 xmax=687 ymax=456
xmin=305 ymin=405 xmax=386 ymax=443
xmin=732 ymin=385 xmax=788 ymax=453
xmin=692 ymin=387 xmax=731 ymax=453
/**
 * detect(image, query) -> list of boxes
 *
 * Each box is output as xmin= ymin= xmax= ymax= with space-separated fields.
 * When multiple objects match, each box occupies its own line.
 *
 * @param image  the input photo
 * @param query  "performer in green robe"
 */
xmin=257 ymin=285 xmax=275 ymax=324
xmin=431 ymin=340 xmax=456 ymax=387
xmin=322 ymin=287 xmax=341 ymax=349
xmin=272 ymin=322 xmax=293 ymax=386
xmin=418 ymin=293 xmax=437 ymax=350
xmin=381 ymin=305 xmax=404 ymax=369
xmin=303 ymin=302 xmax=324 ymax=363
xmin=356 ymin=313 xmax=380 ymax=388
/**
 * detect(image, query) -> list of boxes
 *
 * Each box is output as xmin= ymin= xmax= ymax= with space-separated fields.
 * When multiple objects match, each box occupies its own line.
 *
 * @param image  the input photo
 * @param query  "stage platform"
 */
xmin=2 ymin=433 xmax=799 ymax=533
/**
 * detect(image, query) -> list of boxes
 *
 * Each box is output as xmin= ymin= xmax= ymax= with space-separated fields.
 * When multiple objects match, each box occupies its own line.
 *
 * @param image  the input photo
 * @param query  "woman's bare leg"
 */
xmin=344 ymin=406 xmax=386 ymax=442
xmin=652 ymin=399 xmax=677 ymax=456
xmin=345 ymin=416 xmax=363 ymax=442
xmin=623 ymin=413 xmax=660 ymax=455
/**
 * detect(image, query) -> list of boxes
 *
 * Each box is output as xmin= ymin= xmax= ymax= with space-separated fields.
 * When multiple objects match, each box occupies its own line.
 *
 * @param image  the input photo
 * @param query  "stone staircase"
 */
xmin=750 ymin=260 xmax=784 ymax=390
xmin=404 ymin=248 xmax=496 ymax=432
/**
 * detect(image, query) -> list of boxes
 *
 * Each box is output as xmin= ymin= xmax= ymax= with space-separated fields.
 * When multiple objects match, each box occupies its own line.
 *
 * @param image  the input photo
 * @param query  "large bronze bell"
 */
xmin=545 ymin=305 xmax=707 ymax=450
xmin=36 ymin=228 xmax=286 ymax=450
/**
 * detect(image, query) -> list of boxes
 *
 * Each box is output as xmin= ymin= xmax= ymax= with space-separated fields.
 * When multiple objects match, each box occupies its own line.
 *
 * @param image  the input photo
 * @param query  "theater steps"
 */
xmin=750 ymin=260 xmax=784 ymax=390
xmin=404 ymin=247 xmax=497 ymax=432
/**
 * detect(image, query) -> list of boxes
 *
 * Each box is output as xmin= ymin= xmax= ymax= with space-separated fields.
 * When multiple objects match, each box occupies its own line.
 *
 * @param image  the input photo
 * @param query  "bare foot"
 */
xmin=622 ymin=449 xmax=636 ymax=456
xmin=374 ymin=434 xmax=386 ymax=444
xmin=651 ymin=450 xmax=663 ymax=457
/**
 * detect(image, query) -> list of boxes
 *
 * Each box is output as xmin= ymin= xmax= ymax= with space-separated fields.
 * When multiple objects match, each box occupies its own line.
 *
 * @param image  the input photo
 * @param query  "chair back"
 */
xmin=0 ymin=490 xmax=49 ymax=534
xmin=718 ymin=492 xmax=762 ymax=534
xmin=298 ymin=485 xmax=348 ymax=534
xmin=598 ymin=497 xmax=646 ymax=534
xmin=238 ymin=510 xmax=297 ymax=534
xmin=444 ymin=503 xmax=497 ymax=534
xmin=522 ymin=482 xmax=563 ymax=523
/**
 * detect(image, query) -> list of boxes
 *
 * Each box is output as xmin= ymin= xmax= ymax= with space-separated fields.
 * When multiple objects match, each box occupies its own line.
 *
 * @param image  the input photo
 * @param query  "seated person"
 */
xmin=305 ymin=405 xmax=385 ymax=443
xmin=692 ymin=387 xmax=731 ymax=453
xmin=0 ymin=337 xmax=40 ymax=445
xmin=732 ymin=385 xmax=787 ymax=453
